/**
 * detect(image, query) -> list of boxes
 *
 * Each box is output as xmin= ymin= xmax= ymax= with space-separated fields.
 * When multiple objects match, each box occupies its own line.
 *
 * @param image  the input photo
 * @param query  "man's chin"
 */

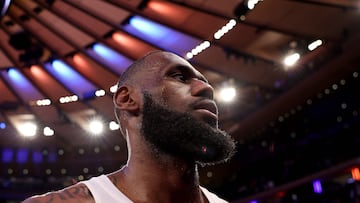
xmin=192 ymin=114 xmax=218 ymax=129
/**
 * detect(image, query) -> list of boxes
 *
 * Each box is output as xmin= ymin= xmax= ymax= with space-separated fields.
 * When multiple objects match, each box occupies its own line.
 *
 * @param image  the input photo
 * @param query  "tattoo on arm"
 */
xmin=44 ymin=185 xmax=92 ymax=202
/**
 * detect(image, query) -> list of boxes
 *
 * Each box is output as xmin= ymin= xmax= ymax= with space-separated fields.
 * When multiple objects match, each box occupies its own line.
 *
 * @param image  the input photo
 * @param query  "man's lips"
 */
xmin=192 ymin=100 xmax=218 ymax=119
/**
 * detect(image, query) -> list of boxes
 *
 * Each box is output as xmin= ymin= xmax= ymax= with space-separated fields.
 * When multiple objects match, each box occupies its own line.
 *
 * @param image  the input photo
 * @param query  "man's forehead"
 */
xmin=144 ymin=52 xmax=200 ymax=76
xmin=148 ymin=52 xmax=190 ymax=67
xmin=130 ymin=51 xmax=207 ymax=87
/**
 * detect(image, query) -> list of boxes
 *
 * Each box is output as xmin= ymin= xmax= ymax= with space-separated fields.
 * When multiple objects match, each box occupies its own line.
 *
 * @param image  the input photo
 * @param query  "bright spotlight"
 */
xmin=109 ymin=121 xmax=120 ymax=130
xmin=89 ymin=119 xmax=103 ymax=135
xmin=110 ymin=85 xmax=118 ymax=93
xmin=284 ymin=53 xmax=300 ymax=67
xmin=219 ymin=86 xmax=236 ymax=102
xmin=308 ymin=39 xmax=323 ymax=51
xmin=18 ymin=122 xmax=37 ymax=137
xmin=43 ymin=127 xmax=54 ymax=136
xmin=95 ymin=89 xmax=106 ymax=97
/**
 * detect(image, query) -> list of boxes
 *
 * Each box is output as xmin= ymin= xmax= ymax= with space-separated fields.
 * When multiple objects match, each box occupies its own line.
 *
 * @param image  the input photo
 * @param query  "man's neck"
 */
xmin=108 ymin=152 xmax=207 ymax=203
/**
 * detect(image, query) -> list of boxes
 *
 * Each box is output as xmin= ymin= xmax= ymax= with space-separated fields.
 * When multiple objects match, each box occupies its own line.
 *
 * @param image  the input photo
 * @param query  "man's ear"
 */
xmin=113 ymin=85 xmax=140 ymax=114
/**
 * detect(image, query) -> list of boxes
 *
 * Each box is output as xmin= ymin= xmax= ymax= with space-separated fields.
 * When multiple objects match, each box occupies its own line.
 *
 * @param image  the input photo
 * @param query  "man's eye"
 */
xmin=171 ymin=73 xmax=186 ymax=82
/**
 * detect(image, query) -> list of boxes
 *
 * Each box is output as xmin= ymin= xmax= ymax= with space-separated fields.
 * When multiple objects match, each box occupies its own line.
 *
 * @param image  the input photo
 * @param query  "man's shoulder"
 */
xmin=200 ymin=186 xmax=229 ymax=203
xmin=22 ymin=182 xmax=94 ymax=203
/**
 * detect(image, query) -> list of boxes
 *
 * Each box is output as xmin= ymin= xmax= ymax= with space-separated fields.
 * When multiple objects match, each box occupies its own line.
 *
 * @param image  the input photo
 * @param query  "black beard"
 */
xmin=141 ymin=93 xmax=236 ymax=165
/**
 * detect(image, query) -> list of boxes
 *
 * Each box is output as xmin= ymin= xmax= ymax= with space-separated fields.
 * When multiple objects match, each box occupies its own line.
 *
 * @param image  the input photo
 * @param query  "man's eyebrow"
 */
xmin=171 ymin=65 xmax=209 ymax=83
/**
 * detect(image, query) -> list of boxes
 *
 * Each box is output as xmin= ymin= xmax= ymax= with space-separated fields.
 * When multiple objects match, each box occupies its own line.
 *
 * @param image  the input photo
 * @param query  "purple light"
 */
xmin=123 ymin=15 xmax=201 ymax=55
xmin=32 ymin=150 xmax=43 ymax=163
xmin=16 ymin=148 xmax=29 ymax=164
xmin=2 ymin=68 xmax=44 ymax=101
xmin=44 ymin=60 xmax=97 ymax=99
xmin=313 ymin=180 xmax=322 ymax=194
xmin=47 ymin=151 xmax=57 ymax=163
xmin=88 ymin=43 xmax=132 ymax=75
xmin=2 ymin=148 xmax=14 ymax=163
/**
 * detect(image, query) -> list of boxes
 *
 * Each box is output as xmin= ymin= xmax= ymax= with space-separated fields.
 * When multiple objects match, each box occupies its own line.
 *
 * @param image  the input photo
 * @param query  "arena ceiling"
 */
xmin=0 ymin=0 xmax=359 ymax=202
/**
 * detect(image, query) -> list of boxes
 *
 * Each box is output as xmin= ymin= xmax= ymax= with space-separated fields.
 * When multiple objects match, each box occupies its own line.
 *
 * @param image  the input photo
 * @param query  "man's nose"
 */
xmin=190 ymin=78 xmax=214 ymax=100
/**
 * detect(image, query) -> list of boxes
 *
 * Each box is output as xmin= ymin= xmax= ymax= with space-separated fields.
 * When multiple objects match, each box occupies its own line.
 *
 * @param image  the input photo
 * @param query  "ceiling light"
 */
xmin=43 ymin=126 xmax=54 ymax=136
xmin=214 ymin=19 xmax=237 ymax=40
xmin=186 ymin=52 xmax=194 ymax=59
xmin=110 ymin=84 xmax=117 ymax=93
xmin=189 ymin=41 xmax=211 ymax=56
xmin=18 ymin=122 xmax=37 ymax=137
xmin=308 ymin=39 xmax=323 ymax=51
xmin=1 ymin=0 xmax=12 ymax=17
xmin=219 ymin=86 xmax=236 ymax=102
xmin=59 ymin=95 xmax=78 ymax=103
xmin=60 ymin=168 xmax=67 ymax=174
xmin=351 ymin=167 xmax=360 ymax=181
xmin=283 ymin=52 xmax=300 ymax=67
xmin=0 ymin=122 xmax=6 ymax=129
xmin=109 ymin=121 xmax=120 ymax=130
xmin=2 ymin=148 xmax=13 ymax=162
xmin=95 ymin=89 xmax=105 ymax=97
xmin=247 ymin=0 xmax=262 ymax=10
xmin=36 ymin=99 xmax=51 ymax=106
xmin=91 ymin=43 xmax=132 ymax=75
xmin=89 ymin=119 xmax=103 ymax=135
xmin=312 ymin=180 xmax=322 ymax=194
xmin=123 ymin=15 xmax=201 ymax=55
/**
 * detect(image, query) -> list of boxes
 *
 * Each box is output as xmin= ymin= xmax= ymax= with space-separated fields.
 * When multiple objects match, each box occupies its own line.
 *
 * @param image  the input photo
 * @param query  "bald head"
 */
xmin=117 ymin=50 xmax=166 ymax=87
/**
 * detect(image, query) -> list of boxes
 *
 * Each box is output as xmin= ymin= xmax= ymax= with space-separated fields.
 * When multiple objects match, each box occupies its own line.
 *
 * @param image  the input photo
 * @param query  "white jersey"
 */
xmin=81 ymin=174 xmax=228 ymax=203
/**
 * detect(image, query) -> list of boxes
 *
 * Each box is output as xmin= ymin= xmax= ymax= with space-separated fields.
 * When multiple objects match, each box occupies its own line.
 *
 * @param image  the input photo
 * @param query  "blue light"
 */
xmin=313 ymin=180 xmax=322 ymax=194
xmin=130 ymin=17 xmax=168 ymax=39
xmin=32 ymin=150 xmax=43 ymax=163
xmin=4 ymin=68 xmax=44 ymax=101
xmin=16 ymin=148 xmax=29 ymax=164
xmin=89 ymin=43 xmax=132 ymax=75
xmin=123 ymin=16 xmax=201 ymax=55
xmin=44 ymin=60 xmax=97 ymax=99
xmin=0 ymin=122 xmax=6 ymax=129
xmin=2 ymin=148 xmax=14 ymax=163
xmin=47 ymin=151 xmax=57 ymax=163
xmin=52 ymin=60 xmax=79 ymax=81
xmin=8 ymin=69 xmax=27 ymax=89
